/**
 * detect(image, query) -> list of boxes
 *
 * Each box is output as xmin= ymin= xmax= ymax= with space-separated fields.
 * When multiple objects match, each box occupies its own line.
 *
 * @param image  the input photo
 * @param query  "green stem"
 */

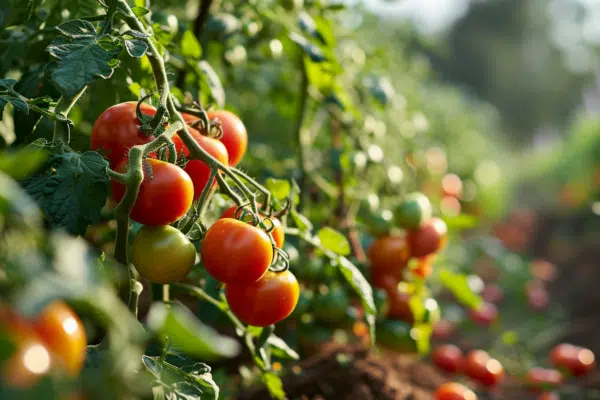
xmin=52 ymin=86 xmax=87 ymax=143
xmin=231 ymin=168 xmax=271 ymax=206
xmin=181 ymin=167 xmax=218 ymax=233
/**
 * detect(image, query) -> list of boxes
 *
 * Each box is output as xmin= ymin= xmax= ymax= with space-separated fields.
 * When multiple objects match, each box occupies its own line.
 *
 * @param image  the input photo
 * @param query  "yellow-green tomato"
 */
xmin=131 ymin=225 xmax=196 ymax=284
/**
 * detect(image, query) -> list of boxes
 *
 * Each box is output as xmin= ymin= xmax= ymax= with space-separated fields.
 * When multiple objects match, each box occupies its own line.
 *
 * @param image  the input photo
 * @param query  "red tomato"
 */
xmin=32 ymin=301 xmax=87 ymax=376
xmin=463 ymin=350 xmax=504 ymax=387
xmin=201 ymin=218 xmax=273 ymax=284
xmin=171 ymin=124 xmax=228 ymax=200
xmin=432 ymin=319 xmax=457 ymax=340
xmin=434 ymin=382 xmax=477 ymax=400
xmin=524 ymin=367 xmax=563 ymax=392
xmin=550 ymin=343 xmax=595 ymax=377
xmin=207 ymin=110 xmax=247 ymax=166
xmin=0 ymin=307 xmax=52 ymax=387
xmin=111 ymin=158 xmax=194 ymax=226
xmin=221 ymin=205 xmax=284 ymax=248
xmin=372 ymin=275 xmax=414 ymax=323
xmin=482 ymin=284 xmax=504 ymax=303
xmin=225 ymin=270 xmax=299 ymax=326
xmin=91 ymin=102 xmax=157 ymax=167
xmin=407 ymin=217 xmax=448 ymax=258
xmin=432 ymin=344 xmax=463 ymax=374
xmin=367 ymin=235 xmax=411 ymax=279
xmin=467 ymin=302 xmax=498 ymax=326
xmin=537 ymin=393 xmax=559 ymax=400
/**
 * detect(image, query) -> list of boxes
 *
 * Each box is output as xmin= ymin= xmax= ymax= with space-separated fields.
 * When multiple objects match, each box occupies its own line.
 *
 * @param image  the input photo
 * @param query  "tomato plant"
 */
xmin=221 ymin=205 xmax=285 ymax=248
xmin=407 ymin=217 xmax=448 ymax=258
xmin=367 ymin=235 xmax=411 ymax=278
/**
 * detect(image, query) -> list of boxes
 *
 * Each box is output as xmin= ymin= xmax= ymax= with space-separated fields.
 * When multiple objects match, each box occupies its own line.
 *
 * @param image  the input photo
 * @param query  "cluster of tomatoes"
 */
xmin=0 ymin=301 xmax=86 ymax=389
xmin=431 ymin=342 xmax=595 ymax=399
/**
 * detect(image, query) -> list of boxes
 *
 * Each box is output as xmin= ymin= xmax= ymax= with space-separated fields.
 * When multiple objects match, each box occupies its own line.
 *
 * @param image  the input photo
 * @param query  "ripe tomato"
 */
xmin=550 ymin=343 xmax=595 ymax=377
xmin=432 ymin=319 xmax=457 ymax=340
xmin=313 ymin=286 xmax=351 ymax=324
xmin=201 ymin=218 xmax=273 ymax=284
xmin=367 ymin=235 xmax=410 ymax=279
xmin=372 ymin=275 xmax=414 ymax=322
xmin=0 ymin=307 xmax=52 ymax=387
xmin=207 ymin=110 xmax=247 ymax=166
xmin=537 ymin=393 xmax=559 ymax=400
xmin=171 ymin=125 xmax=228 ymax=200
xmin=393 ymin=192 xmax=432 ymax=230
xmin=225 ymin=270 xmax=299 ymax=326
xmin=91 ymin=102 xmax=157 ymax=167
xmin=524 ymin=367 xmax=563 ymax=392
xmin=482 ymin=284 xmax=504 ymax=303
xmin=434 ymin=382 xmax=477 ymax=400
xmin=463 ymin=350 xmax=504 ymax=387
xmin=32 ymin=301 xmax=86 ymax=377
xmin=407 ymin=217 xmax=448 ymax=258
xmin=376 ymin=320 xmax=418 ymax=353
xmin=467 ymin=302 xmax=498 ymax=326
xmin=221 ymin=205 xmax=284 ymax=248
xmin=433 ymin=344 xmax=463 ymax=374
xmin=111 ymin=158 xmax=194 ymax=226
xmin=131 ymin=225 xmax=196 ymax=284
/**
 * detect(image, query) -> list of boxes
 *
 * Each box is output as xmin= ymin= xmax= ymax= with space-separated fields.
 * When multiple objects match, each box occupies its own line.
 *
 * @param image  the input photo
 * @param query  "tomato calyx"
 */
xmin=136 ymin=94 xmax=169 ymax=137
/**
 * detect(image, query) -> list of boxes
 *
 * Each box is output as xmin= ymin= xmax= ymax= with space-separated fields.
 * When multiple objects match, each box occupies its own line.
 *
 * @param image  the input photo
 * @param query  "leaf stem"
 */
xmin=51 ymin=86 xmax=87 ymax=143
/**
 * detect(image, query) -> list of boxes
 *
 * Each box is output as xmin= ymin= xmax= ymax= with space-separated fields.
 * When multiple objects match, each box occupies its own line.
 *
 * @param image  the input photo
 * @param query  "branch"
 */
xmin=193 ymin=0 xmax=215 ymax=39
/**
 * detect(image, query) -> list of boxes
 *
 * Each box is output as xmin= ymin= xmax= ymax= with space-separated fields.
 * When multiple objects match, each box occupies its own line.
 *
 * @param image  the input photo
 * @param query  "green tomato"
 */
xmin=376 ymin=320 xmax=418 ymax=354
xmin=393 ymin=192 xmax=432 ymax=230
xmin=290 ymin=289 xmax=313 ymax=318
xmin=313 ymin=286 xmax=351 ymax=324
xmin=294 ymin=258 xmax=323 ymax=282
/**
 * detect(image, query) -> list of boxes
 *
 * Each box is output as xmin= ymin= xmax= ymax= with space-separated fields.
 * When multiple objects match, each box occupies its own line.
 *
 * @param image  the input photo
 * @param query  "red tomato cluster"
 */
xmin=432 ymin=346 xmax=504 ymax=389
xmin=0 ymin=301 xmax=87 ymax=388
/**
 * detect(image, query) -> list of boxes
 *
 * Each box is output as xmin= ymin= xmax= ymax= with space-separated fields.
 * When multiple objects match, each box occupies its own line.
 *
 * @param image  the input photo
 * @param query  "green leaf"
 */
xmin=20 ymin=148 xmax=109 ymax=235
xmin=131 ymin=6 xmax=150 ymax=17
xmin=0 ymin=147 xmax=47 ymax=180
xmin=261 ymin=372 xmax=285 ymax=400
xmin=443 ymin=213 xmax=479 ymax=230
xmin=143 ymin=355 xmax=163 ymax=379
xmin=289 ymin=33 xmax=326 ymax=62
xmin=197 ymin=60 xmax=225 ymax=109
xmin=290 ymin=208 xmax=313 ymax=232
xmin=439 ymin=268 xmax=483 ymax=309
xmin=338 ymin=257 xmax=376 ymax=343
xmin=55 ymin=19 xmax=96 ymax=38
xmin=180 ymin=30 xmax=202 ymax=59
xmin=124 ymin=38 xmax=148 ymax=58
xmin=146 ymin=302 xmax=240 ymax=360
xmin=0 ymin=95 xmax=28 ymax=120
xmin=265 ymin=178 xmax=290 ymax=200
xmin=0 ymin=79 xmax=17 ymax=90
xmin=0 ymin=170 xmax=42 ymax=230
xmin=268 ymin=335 xmax=299 ymax=360
xmin=317 ymin=227 xmax=350 ymax=256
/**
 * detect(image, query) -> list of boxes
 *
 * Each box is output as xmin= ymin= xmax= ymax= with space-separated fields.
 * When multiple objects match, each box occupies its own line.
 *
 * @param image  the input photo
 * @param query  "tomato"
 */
xmin=91 ymin=102 xmax=157 ymax=168
xmin=313 ymin=286 xmax=351 ymax=324
xmin=467 ymin=302 xmax=498 ymax=326
xmin=225 ymin=270 xmax=299 ymax=326
xmin=206 ymin=110 xmax=247 ymax=166
xmin=524 ymin=367 xmax=563 ymax=392
xmin=367 ymin=235 xmax=410 ymax=279
xmin=221 ymin=205 xmax=284 ymax=248
xmin=201 ymin=218 xmax=273 ymax=284
xmin=111 ymin=158 xmax=194 ymax=225
xmin=537 ymin=393 xmax=559 ymax=400
xmin=372 ymin=275 xmax=414 ymax=323
xmin=481 ymin=284 xmax=504 ymax=303
xmin=393 ymin=192 xmax=432 ymax=230
xmin=375 ymin=320 xmax=418 ymax=353
xmin=373 ymin=288 xmax=390 ymax=320
xmin=0 ymin=307 xmax=52 ymax=387
xmin=131 ymin=225 xmax=196 ymax=284
xmin=171 ymin=125 xmax=229 ymax=200
xmin=463 ymin=350 xmax=504 ymax=387
xmin=526 ymin=283 xmax=550 ymax=311
xmin=432 ymin=319 xmax=457 ymax=340
xmin=433 ymin=344 xmax=463 ymax=374
xmin=434 ymin=382 xmax=477 ymax=400
xmin=550 ymin=343 xmax=595 ymax=377
xmin=32 ymin=301 xmax=86 ymax=377
xmin=407 ymin=217 xmax=448 ymax=258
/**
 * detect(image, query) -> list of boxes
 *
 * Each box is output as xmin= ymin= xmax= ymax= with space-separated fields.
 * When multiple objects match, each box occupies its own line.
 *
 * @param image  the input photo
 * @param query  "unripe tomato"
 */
xmin=201 ymin=218 xmax=273 ymax=284
xmin=313 ymin=286 xmax=351 ymax=324
xmin=91 ymin=102 xmax=157 ymax=167
xmin=524 ymin=367 xmax=563 ymax=392
xmin=207 ymin=110 xmax=247 ymax=166
xmin=221 ymin=205 xmax=284 ymax=248
xmin=111 ymin=158 xmax=194 ymax=226
xmin=393 ymin=192 xmax=432 ymax=230
xmin=375 ymin=320 xmax=418 ymax=353
xmin=463 ymin=350 xmax=504 ymax=387
xmin=367 ymin=235 xmax=410 ymax=278
xmin=550 ymin=343 xmax=595 ymax=377
xmin=225 ymin=270 xmax=299 ymax=326
xmin=0 ymin=307 xmax=52 ymax=387
xmin=467 ymin=302 xmax=498 ymax=326
xmin=131 ymin=225 xmax=196 ymax=284
xmin=434 ymin=382 xmax=477 ymax=400
xmin=481 ymin=284 xmax=504 ymax=303
xmin=433 ymin=344 xmax=463 ymax=374
xmin=171 ymin=123 xmax=229 ymax=200
xmin=407 ymin=217 xmax=448 ymax=258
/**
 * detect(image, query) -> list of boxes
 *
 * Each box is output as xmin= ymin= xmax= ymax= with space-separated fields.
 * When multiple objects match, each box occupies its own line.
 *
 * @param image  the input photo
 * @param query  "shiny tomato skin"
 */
xmin=463 ymin=350 xmax=504 ymax=387
xmin=225 ymin=270 xmax=299 ymax=326
xmin=468 ymin=302 xmax=498 ymax=326
xmin=33 ymin=301 xmax=86 ymax=376
xmin=433 ymin=344 xmax=463 ymax=374
xmin=393 ymin=192 xmax=433 ymax=230
xmin=207 ymin=110 xmax=247 ymax=166
xmin=550 ymin=343 xmax=595 ymax=377
xmin=171 ymin=124 xmax=229 ymax=200
xmin=434 ymin=382 xmax=477 ymax=400
xmin=201 ymin=218 xmax=273 ymax=284
xmin=91 ymin=102 xmax=156 ymax=167
xmin=111 ymin=158 xmax=194 ymax=226
xmin=524 ymin=367 xmax=564 ymax=392
xmin=407 ymin=217 xmax=448 ymax=258
xmin=0 ymin=307 xmax=52 ymax=387
xmin=367 ymin=235 xmax=411 ymax=279
xmin=221 ymin=205 xmax=284 ymax=248
xmin=131 ymin=225 xmax=196 ymax=284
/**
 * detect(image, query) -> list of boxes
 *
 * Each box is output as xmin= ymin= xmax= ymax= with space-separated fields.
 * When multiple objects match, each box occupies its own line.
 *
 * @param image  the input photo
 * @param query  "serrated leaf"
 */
xmin=123 ymin=29 xmax=150 ymax=39
xmin=20 ymin=149 xmax=109 ymax=235
xmin=197 ymin=60 xmax=225 ymax=109
xmin=262 ymin=372 xmax=285 ymax=400
xmin=317 ymin=227 xmax=350 ymax=256
xmin=338 ymin=257 xmax=376 ymax=343
xmin=439 ymin=268 xmax=483 ymax=309
xmin=290 ymin=209 xmax=313 ymax=232
xmin=265 ymin=178 xmax=290 ymax=200
xmin=0 ymin=95 xmax=29 ymax=120
xmin=180 ymin=30 xmax=202 ymax=59
xmin=125 ymin=39 xmax=148 ymax=58
xmin=268 ymin=336 xmax=299 ymax=360
xmin=55 ymin=19 xmax=96 ymax=38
